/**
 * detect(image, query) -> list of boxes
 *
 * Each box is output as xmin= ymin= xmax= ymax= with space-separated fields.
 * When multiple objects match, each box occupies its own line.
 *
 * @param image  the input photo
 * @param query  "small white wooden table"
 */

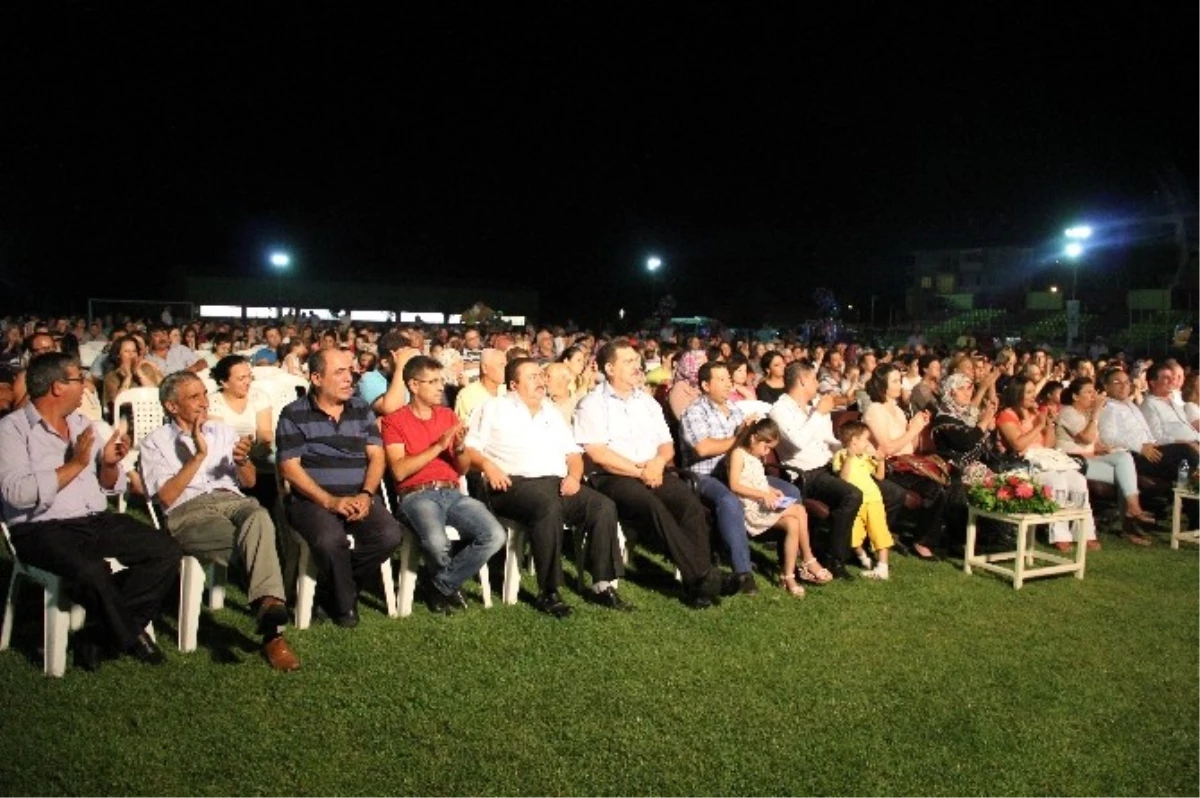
xmin=1170 ymin=488 xmax=1199 ymax=550
xmin=963 ymin=506 xmax=1092 ymax=589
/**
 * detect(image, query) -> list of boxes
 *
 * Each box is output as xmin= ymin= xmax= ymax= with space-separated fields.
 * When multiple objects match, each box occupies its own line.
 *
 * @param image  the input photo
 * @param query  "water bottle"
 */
xmin=1178 ymin=460 xmax=1191 ymax=490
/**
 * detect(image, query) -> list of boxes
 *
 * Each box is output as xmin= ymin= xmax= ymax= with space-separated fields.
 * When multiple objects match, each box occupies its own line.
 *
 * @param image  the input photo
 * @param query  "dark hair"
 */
xmin=837 ymin=419 xmax=871 ymax=448
xmin=595 ymin=338 xmax=632 ymax=370
xmin=25 ymin=353 xmax=79 ymax=400
xmin=697 ymin=360 xmax=728 ymax=390
xmin=558 ymin=345 xmax=585 ymax=364
xmin=917 ymin=354 xmax=939 ymax=376
xmin=726 ymin=351 xmax=749 ymax=372
xmin=504 ymin=357 xmax=539 ymax=389
xmin=866 ymin=363 xmax=899 ymax=403
xmin=107 ymin=334 xmax=141 ymax=366
xmin=377 ymin=330 xmax=413 ymax=357
xmin=1147 ymin=362 xmax=1173 ymax=383
xmin=210 ymin=331 xmax=233 ymax=349
xmin=733 ymin=417 xmax=781 ymax=452
xmin=1060 ymin=377 xmax=1093 ymax=407
xmin=1000 ymin=374 xmax=1034 ymax=412
xmin=402 ymin=354 xmax=442 ymax=385
xmin=1101 ymin=366 xmax=1128 ymax=387
xmin=759 ymin=351 xmax=783 ymax=373
xmin=1037 ymin=381 xmax=1062 ymax=404
xmin=783 ymin=358 xmax=813 ymax=391
xmin=211 ymin=355 xmax=249 ymax=387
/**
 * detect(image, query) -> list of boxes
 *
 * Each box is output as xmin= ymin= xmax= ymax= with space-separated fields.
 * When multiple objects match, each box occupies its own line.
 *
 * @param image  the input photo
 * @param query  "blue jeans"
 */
xmin=695 ymin=473 xmax=800 ymax=574
xmin=1083 ymin=451 xmax=1139 ymax=498
xmin=400 ymin=489 xmax=507 ymax=595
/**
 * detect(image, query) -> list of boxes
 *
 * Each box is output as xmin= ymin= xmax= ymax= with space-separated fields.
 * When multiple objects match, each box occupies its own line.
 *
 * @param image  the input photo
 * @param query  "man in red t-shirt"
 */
xmin=381 ymin=355 xmax=506 ymax=615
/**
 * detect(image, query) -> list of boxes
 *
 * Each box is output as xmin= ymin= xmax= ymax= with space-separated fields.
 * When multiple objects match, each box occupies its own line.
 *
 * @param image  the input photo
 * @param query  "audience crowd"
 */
xmin=0 ymin=312 xmax=1196 ymax=673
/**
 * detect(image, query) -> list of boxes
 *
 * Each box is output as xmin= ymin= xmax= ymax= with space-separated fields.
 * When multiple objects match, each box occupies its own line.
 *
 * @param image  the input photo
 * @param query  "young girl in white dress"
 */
xmin=726 ymin=418 xmax=830 ymax=597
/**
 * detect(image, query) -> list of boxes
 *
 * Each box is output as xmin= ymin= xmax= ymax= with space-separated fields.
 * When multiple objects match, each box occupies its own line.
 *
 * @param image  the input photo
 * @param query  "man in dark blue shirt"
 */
xmin=277 ymin=348 xmax=403 ymax=627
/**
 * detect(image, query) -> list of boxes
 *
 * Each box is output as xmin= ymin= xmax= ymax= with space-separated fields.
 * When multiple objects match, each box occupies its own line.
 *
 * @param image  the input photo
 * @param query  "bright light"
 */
xmin=1064 ymin=226 xmax=1092 ymax=239
xmin=269 ymin=252 xmax=290 ymax=268
xmin=646 ymin=257 xmax=662 ymax=272
xmin=619 ymin=308 xmax=626 ymax=319
xmin=847 ymin=304 xmax=854 ymax=310
xmin=199 ymin=305 xmax=243 ymax=318
xmin=1049 ymin=285 xmax=1059 ymax=293
xmin=1064 ymin=243 xmax=1084 ymax=258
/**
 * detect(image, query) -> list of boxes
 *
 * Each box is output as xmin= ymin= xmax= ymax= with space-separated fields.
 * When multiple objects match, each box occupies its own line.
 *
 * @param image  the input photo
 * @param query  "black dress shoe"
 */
xmin=73 ymin=636 xmax=104 ymax=672
xmin=427 ymin=589 xmax=460 ymax=616
xmin=255 ymin=597 xmax=291 ymax=636
xmin=828 ymin=559 xmax=853 ymax=581
xmin=696 ymin=568 xmax=726 ymax=600
xmin=588 ymin=586 xmax=635 ymax=612
xmin=446 ymin=590 xmax=469 ymax=612
xmin=534 ymin=591 xmax=573 ymax=618
xmin=127 ymin=632 xmax=166 ymax=666
xmin=331 ymin=609 xmax=359 ymax=628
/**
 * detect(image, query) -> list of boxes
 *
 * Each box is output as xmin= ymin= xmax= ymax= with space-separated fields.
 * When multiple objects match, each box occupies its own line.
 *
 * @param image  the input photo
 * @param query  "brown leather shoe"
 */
xmin=263 ymin=636 xmax=300 ymax=672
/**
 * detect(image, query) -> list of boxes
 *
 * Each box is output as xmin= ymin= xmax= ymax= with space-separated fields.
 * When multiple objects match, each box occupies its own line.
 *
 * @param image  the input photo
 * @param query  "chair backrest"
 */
xmin=252 ymin=365 xmax=281 ymax=382
xmin=830 ymin=409 xmax=861 ymax=439
xmin=111 ymin=386 xmax=164 ymax=450
xmin=267 ymin=374 xmax=311 ymax=436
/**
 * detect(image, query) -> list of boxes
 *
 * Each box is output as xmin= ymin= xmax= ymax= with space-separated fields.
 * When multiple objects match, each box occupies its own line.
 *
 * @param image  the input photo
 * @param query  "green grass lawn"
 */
xmin=0 ymin=526 xmax=1196 ymax=796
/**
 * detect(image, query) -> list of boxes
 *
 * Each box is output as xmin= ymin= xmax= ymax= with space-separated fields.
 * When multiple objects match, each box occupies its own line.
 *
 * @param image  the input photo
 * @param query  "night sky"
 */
xmin=2 ymin=4 xmax=1195 ymax=326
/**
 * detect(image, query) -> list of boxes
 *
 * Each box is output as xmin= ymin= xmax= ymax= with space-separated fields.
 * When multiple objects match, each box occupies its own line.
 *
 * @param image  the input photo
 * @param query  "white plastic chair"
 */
xmin=110 ymin=386 xmax=164 ymax=451
xmin=499 ymin=518 xmax=630 ymax=603
xmin=251 ymin=365 xmax=282 ymax=383
xmin=144 ymin=498 xmax=226 ymax=654
xmin=1 ymin=521 xmax=154 ymax=677
xmin=383 ymin=479 xmax=494 ymax=617
xmin=275 ymin=475 xmax=398 ymax=630
xmin=265 ymin=374 xmax=310 ymax=437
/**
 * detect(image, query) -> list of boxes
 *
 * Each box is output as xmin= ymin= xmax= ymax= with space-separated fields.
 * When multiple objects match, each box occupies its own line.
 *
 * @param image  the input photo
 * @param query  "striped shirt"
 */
xmin=680 ymin=395 xmax=744 ymax=475
xmin=276 ymin=393 xmax=380 ymax=497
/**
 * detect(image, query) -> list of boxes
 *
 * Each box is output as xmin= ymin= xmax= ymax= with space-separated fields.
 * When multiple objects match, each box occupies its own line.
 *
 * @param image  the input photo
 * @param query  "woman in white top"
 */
xmin=1183 ymin=373 xmax=1199 ymax=431
xmin=207 ymin=355 xmax=273 ymax=445
xmin=1057 ymin=377 xmax=1153 ymax=543
xmin=862 ymin=363 xmax=947 ymax=559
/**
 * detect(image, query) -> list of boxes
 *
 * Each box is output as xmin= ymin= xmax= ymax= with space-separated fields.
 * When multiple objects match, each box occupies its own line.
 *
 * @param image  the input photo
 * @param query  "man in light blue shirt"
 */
xmin=140 ymin=372 xmax=298 ymax=671
xmin=144 ymin=324 xmax=205 ymax=375
xmin=0 ymin=353 xmax=179 ymax=669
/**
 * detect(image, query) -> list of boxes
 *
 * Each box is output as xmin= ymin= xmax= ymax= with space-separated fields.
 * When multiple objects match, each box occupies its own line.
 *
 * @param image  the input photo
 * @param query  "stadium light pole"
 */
xmin=646 ymin=256 xmax=662 ymax=319
xmin=1063 ymin=225 xmax=1091 ymax=301
xmin=270 ymin=251 xmax=290 ymax=319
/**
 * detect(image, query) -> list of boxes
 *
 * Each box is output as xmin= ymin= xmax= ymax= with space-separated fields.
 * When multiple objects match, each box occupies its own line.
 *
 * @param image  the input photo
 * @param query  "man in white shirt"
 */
xmin=771 ymin=360 xmax=912 ymax=577
xmin=466 ymin=358 xmax=629 ymax=616
xmin=574 ymin=339 xmax=725 ymax=608
xmin=1141 ymin=363 xmax=1200 ymax=448
xmin=140 ymin=372 xmax=299 ymax=671
xmin=1099 ymin=367 xmax=1197 ymax=482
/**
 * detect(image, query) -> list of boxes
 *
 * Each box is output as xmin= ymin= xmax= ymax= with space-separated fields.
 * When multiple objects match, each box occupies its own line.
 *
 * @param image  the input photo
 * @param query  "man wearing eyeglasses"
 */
xmin=381 ymin=355 xmax=505 ymax=615
xmin=1099 ymin=367 xmax=1198 ymax=483
xmin=0 ymin=353 xmax=181 ymax=670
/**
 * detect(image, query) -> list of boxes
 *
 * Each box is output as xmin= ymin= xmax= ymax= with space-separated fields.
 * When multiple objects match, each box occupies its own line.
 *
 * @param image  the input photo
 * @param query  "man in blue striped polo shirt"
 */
xmin=277 ymin=348 xmax=403 ymax=627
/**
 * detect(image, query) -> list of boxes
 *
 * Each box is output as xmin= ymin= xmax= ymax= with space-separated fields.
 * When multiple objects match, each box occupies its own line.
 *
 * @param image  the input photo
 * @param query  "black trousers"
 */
xmin=799 ymin=467 xmax=863 ymax=562
xmin=286 ymin=495 xmax=404 ymax=616
xmin=9 ymin=512 xmax=181 ymax=650
xmin=486 ymin=476 xmax=623 ymax=592
xmin=1133 ymin=442 xmax=1198 ymax=482
xmin=883 ymin=470 xmax=949 ymax=548
xmin=588 ymin=472 xmax=713 ymax=584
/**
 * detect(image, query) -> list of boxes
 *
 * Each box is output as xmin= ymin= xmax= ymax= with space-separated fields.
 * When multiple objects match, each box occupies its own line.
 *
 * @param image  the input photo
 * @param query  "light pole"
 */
xmin=1063 ymin=225 xmax=1090 ymax=350
xmin=270 ymin=251 xmax=290 ymax=319
xmin=646 ymin=256 xmax=662 ymax=319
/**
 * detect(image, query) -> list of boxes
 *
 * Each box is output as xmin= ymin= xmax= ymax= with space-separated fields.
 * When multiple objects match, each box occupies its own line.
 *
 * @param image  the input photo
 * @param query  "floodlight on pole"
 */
xmin=1064 ymin=226 xmax=1092 ymax=240
xmin=646 ymin=256 xmax=663 ymax=318
xmin=269 ymin=251 xmax=291 ymax=318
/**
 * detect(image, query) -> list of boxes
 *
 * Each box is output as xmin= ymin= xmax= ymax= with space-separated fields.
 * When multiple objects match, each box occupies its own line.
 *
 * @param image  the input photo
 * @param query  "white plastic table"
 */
xmin=1170 ymin=488 xmax=1199 ymax=550
xmin=964 ymin=506 xmax=1092 ymax=589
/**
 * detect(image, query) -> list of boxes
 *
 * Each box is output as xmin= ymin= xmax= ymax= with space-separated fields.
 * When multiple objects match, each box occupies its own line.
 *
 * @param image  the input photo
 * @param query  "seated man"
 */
xmin=252 ymin=325 xmax=283 ymax=366
xmin=143 ymin=323 xmax=206 ymax=375
xmin=1100 ymin=367 xmax=1198 ymax=483
xmin=466 ymin=358 xmax=629 ymax=617
xmin=574 ymin=339 xmax=725 ymax=608
xmin=357 ymin=329 xmax=422 ymax=417
xmin=382 ymin=356 xmax=506 ymax=615
xmin=1141 ymin=362 xmax=1200 ymax=450
xmin=680 ymin=361 xmax=804 ymax=594
xmin=0 ymin=352 xmax=180 ymax=669
xmin=277 ymin=349 xmax=404 ymax=628
xmin=454 ymin=347 xmax=506 ymax=426
xmin=140 ymin=372 xmax=299 ymax=671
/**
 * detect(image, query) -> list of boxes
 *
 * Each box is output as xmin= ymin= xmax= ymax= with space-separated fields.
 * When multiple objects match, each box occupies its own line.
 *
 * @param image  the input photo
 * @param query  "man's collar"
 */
xmin=602 ymin=382 xmax=640 ymax=400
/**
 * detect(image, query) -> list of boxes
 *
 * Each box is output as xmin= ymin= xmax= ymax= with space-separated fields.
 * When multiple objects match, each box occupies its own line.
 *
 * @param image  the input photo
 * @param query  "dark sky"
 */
xmin=2 ymin=4 xmax=1195 ymax=325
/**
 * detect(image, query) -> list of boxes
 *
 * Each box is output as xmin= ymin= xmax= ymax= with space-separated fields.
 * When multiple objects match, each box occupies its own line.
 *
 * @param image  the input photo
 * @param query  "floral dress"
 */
xmin=738 ymin=452 xmax=783 ymax=535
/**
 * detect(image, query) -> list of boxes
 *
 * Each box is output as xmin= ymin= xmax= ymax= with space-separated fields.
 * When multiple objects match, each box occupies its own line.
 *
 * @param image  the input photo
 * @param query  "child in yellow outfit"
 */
xmin=833 ymin=420 xmax=894 ymax=580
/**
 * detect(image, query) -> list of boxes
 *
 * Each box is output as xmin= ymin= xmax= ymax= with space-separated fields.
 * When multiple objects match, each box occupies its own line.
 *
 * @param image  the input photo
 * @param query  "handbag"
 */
xmin=886 ymin=453 xmax=952 ymax=486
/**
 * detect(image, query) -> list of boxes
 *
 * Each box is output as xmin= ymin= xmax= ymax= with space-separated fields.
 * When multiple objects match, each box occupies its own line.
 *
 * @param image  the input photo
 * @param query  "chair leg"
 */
xmin=0 ymin=572 xmax=18 ymax=651
xmin=43 ymin=580 xmax=70 ymax=678
xmin=381 ymin=559 xmax=398 ymax=618
xmin=294 ymin=537 xmax=317 ymax=630
xmin=206 ymin=563 xmax=226 ymax=610
xmin=572 ymin=526 xmax=588 ymax=592
xmin=397 ymin=534 xmax=418 ymax=618
xmin=502 ymin=525 xmax=523 ymax=607
xmin=178 ymin=556 xmax=205 ymax=653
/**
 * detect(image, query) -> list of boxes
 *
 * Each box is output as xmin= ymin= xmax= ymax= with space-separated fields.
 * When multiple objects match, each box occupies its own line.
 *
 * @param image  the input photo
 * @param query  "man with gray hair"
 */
xmin=140 ymin=371 xmax=299 ymax=671
xmin=0 ymin=352 xmax=180 ymax=670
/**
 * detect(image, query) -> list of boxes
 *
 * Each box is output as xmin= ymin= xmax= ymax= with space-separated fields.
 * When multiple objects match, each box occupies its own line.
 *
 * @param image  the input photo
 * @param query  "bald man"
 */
xmin=454 ymin=348 xmax=506 ymax=425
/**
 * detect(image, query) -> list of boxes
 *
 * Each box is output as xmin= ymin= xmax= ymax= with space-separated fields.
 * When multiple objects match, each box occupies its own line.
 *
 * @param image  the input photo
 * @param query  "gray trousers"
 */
xmin=166 ymin=491 xmax=286 ymax=604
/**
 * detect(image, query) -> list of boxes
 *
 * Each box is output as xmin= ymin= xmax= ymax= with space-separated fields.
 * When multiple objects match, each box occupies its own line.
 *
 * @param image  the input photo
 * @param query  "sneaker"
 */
xmin=861 ymin=565 xmax=889 ymax=581
xmin=855 ymin=550 xmax=873 ymax=570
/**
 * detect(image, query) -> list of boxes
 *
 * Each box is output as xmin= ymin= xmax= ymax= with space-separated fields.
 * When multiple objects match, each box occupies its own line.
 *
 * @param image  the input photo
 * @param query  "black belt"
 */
xmin=397 ymin=480 xmax=460 ymax=498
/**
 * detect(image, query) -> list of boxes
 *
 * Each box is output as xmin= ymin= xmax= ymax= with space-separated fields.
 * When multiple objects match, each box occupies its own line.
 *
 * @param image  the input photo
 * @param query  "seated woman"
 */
xmin=931 ymin=372 xmax=999 ymax=543
xmin=862 ymin=363 xmax=947 ymax=560
xmin=279 ymin=337 xmax=308 ymax=376
xmin=201 ymin=332 xmax=234 ymax=368
xmin=1183 ymin=372 xmax=1199 ymax=432
xmin=755 ymin=350 xmax=786 ymax=404
xmin=1057 ymin=377 xmax=1153 ymax=545
xmin=1037 ymin=381 xmax=1062 ymax=416
xmin=559 ymin=345 xmax=595 ymax=397
xmin=667 ymin=350 xmax=706 ymax=420
xmin=727 ymin=352 xmax=757 ymax=403
xmin=207 ymin=355 xmax=274 ymax=458
xmin=996 ymin=375 xmax=1099 ymax=551
xmin=101 ymin=333 xmax=164 ymax=410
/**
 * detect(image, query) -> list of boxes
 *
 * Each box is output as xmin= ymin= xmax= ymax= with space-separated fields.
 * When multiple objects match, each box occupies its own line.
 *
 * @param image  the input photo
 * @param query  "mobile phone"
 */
xmin=775 ymin=496 xmax=797 ymax=509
